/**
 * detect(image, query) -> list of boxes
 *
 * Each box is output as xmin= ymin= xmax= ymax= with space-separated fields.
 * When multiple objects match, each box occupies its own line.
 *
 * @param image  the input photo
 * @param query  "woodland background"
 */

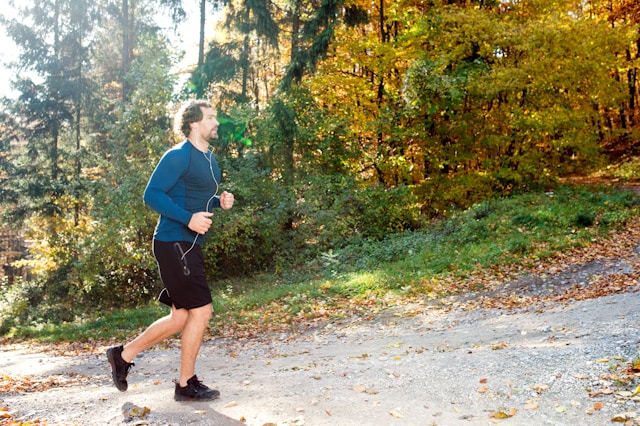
xmin=0 ymin=0 xmax=639 ymax=329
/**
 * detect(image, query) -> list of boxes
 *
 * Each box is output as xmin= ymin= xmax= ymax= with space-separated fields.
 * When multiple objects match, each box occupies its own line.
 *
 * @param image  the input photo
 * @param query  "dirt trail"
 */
xmin=2 ymin=282 xmax=640 ymax=426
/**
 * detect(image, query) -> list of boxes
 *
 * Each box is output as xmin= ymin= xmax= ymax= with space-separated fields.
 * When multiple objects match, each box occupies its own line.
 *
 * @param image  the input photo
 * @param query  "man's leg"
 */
xmin=178 ymin=303 xmax=213 ymax=386
xmin=121 ymin=306 xmax=189 ymax=362
xmin=108 ymin=305 xmax=188 ymax=391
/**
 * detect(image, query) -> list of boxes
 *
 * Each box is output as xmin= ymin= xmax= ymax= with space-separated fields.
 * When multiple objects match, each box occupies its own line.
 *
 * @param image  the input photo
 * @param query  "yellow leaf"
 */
xmin=390 ymin=410 xmax=403 ymax=418
xmin=387 ymin=342 xmax=404 ymax=348
xmin=611 ymin=412 xmax=637 ymax=422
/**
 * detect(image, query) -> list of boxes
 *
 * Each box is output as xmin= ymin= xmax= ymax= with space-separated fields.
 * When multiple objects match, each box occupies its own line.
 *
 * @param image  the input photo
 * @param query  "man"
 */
xmin=107 ymin=100 xmax=234 ymax=401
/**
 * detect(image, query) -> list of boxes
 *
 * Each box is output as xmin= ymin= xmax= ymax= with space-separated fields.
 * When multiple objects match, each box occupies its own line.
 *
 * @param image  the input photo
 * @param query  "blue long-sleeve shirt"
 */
xmin=143 ymin=141 xmax=221 ymax=244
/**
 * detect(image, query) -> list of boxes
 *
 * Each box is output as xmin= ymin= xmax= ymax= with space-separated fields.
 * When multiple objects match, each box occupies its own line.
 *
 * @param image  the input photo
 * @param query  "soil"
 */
xmin=3 ymin=220 xmax=640 ymax=425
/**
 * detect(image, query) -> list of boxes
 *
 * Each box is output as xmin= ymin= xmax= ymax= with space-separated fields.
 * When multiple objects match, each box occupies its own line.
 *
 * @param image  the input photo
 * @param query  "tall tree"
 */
xmin=1 ymin=0 xmax=97 ymax=223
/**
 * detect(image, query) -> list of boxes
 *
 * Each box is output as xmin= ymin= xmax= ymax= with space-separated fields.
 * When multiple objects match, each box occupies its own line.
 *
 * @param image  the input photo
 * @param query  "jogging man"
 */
xmin=107 ymin=100 xmax=234 ymax=401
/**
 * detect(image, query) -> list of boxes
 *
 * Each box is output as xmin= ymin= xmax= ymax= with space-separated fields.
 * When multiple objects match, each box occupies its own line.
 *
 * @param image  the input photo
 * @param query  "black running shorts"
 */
xmin=152 ymin=239 xmax=212 ymax=310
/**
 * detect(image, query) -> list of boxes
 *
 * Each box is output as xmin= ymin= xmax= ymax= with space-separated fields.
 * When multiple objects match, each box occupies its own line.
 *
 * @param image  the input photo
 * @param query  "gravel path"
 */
xmin=2 ymin=282 xmax=640 ymax=426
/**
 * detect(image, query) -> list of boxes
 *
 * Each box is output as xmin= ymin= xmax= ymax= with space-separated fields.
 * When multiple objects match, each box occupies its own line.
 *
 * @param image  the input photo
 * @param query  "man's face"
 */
xmin=195 ymin=106 xmax=219 ymax=141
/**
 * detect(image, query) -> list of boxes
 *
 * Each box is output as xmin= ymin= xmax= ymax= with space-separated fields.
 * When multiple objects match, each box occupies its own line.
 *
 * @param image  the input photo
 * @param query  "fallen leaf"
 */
xmin=224 ymin=401 xmax=238 ymax=408
xmin=611 ymin=412 xmax=638 ymax=422
xmin=524 ymin=403 xmax=539 ymax=410
xmin=479 ymin=378 xmax=488 ymax=383
xmin=390 ymin=410 xmax=403 ymax=418
xmin=589 ymin=388 xmax=614 ymax=397
xmin=593 ymin=402 xmax=605 ymax=411
xmin=531 ymin=384 xmax=549 ymax=394
xmin=477 ymin=386 xmax=488 ymax=393
xmin=353 ymin=384 xmax=367 ymax=393
xmin=490 ymin=410 xmax=513 ymax=419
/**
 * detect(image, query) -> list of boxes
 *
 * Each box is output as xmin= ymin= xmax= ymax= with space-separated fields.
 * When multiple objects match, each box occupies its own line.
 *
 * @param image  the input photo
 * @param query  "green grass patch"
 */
xmin=4 ymin=304 xmax=168 ymax=342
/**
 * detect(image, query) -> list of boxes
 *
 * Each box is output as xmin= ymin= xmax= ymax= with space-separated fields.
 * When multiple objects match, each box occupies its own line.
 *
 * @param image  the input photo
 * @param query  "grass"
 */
xmin=4 ymin=183 xmax=640 ymax=343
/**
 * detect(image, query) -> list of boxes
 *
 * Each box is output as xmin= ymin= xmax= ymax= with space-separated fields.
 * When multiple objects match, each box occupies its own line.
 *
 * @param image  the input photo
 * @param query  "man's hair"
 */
xmin=174 ymin=100 xmax=213 ymax=139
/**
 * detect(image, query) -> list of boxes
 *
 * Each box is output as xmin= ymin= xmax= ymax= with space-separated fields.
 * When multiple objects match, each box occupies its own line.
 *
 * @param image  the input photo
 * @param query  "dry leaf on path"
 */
xmin=490 ymin=408 xmax=517 ymax=419
xmin=530 ymin=384 xmax=549 ymax=394
xmin=352 ymin=384 xmax=367 ymax=393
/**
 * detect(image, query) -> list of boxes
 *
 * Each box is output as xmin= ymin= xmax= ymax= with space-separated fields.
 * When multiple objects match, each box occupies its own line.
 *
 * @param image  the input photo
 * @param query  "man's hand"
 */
xmin=188 ymin=212 xmax=213 ymax=234
xmin=220 ymin=191 xmax=234 ymax=210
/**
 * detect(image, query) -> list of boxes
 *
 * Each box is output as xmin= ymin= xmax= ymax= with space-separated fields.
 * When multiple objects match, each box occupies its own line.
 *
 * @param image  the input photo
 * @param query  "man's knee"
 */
xmin=170 ymin=308 xmax=189 ymax=330
xmin=189 ymin=304 xmax=213 ymax=324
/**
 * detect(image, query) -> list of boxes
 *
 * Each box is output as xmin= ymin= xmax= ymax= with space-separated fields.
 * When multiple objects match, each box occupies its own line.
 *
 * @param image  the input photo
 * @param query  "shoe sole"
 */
xmin=106 ymin=348 xmax=128 ymax=392
xmin=174 ymin=391 xmax=220 ymax=402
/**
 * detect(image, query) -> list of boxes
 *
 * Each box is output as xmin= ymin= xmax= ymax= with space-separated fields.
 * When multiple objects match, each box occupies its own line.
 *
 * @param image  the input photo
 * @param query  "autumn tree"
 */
xmin=585 ymin=0 xmax=640 ymax=154
xmin=0 ymin=0 xmax=183 ymax=312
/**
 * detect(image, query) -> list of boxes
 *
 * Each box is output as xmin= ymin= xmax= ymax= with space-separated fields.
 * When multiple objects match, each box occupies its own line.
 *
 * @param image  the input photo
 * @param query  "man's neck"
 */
xmin=190 ymin=138 xmax=209 ymax=153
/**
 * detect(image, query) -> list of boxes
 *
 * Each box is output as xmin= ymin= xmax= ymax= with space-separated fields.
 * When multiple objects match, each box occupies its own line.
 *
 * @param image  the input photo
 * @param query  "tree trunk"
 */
xmin=196 ymin=0 xmax=206 ymax=98
xmin=122 ymin=0 xmax=130 ymax=102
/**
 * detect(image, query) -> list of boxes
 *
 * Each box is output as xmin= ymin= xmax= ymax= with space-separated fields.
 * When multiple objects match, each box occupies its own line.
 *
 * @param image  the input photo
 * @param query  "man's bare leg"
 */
xmin=178 ymin=303 xmax=213 ymax=386
xmin=121 ymin=306 xmax=189 ymax=363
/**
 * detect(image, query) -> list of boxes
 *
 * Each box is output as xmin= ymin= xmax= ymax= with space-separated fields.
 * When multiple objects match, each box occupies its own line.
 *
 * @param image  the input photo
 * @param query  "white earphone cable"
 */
xmin=180 ymin=149 xmax=219 ymax=261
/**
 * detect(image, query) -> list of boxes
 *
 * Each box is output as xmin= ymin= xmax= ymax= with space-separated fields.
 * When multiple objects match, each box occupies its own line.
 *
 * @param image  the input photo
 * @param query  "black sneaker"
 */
xmin=174 ymin=375 xmax=220 ymax=401
xmin=106 ymin=345 xmax=135 ymax=392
